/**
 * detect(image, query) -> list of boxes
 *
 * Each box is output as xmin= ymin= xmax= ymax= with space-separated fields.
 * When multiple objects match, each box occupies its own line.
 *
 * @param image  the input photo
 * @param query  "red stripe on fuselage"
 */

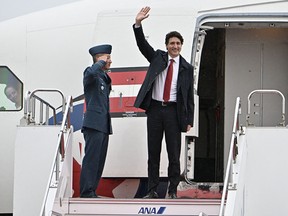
xmin=83 ymin=68 xmax=147 ymax=114
xmin=110 ymin=97 xmax=143 ymax=113
xmin=109 ymin=71 xmax=146 ymax=85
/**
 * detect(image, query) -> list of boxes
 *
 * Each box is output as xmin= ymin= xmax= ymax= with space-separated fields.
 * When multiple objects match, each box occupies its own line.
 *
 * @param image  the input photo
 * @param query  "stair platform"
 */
xmin=53 ymin=198 xmax=221 ymax=216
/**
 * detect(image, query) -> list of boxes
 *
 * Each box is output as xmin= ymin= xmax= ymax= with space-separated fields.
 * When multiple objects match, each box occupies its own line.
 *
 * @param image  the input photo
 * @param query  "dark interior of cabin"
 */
xmin=194 ymin=29 xmax=226 ymax=182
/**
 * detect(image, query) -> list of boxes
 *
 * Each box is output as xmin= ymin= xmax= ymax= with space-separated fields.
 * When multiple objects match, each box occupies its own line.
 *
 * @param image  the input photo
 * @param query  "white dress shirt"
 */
xmin=152 ymin=55 xmax=179 ymax=102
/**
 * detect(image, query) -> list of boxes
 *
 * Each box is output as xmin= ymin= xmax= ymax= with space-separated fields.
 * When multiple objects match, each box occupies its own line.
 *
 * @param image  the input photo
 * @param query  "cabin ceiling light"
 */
xmin=224 ymin=23 xmax=230 ymax=27
xmin=269 ymin=23 xmax=275 ymax=27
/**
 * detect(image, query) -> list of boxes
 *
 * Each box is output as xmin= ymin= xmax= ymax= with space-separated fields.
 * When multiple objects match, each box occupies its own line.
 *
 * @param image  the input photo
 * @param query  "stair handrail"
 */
xmin=57 ymin=94 xmax=73 ymax=162
xmin=219 ymin=97 xmax=241 ymax=216
xmin=246 ymin=89 xmax=285 ymax=126
xmin=23 ymin=88 xmax=65 ymax=125
xmin=41 ymin=94 xmax=73 ymax=216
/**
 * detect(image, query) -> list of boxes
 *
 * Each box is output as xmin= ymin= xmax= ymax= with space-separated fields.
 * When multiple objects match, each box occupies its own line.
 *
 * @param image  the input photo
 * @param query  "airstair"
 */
xmin=13 ymin=88 xmax=221 ymax=216
xmin=13 ymin=89 xmax=74 ymax=216
xmin=13 ymin=89 xmax=288 ymax=216
xmin=220 ymin=90 xmax=288 ymax=216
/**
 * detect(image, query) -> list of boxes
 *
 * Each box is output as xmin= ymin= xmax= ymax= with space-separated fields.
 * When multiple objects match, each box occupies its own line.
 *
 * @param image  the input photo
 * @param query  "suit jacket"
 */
xmin=82 ymin=60 xmax=112 ymax=134
xmin=133 ymin=24 xmax=194 ymax=132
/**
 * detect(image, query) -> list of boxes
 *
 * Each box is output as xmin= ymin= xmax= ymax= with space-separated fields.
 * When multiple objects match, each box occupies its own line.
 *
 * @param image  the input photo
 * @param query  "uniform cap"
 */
xmin=89 ymin=44 xmax=112 ymax=56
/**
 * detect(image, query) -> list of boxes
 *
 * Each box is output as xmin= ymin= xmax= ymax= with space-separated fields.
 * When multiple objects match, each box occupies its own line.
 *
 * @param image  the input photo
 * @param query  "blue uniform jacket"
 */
xmin=82 ymin=60 xmax=112 ymax=134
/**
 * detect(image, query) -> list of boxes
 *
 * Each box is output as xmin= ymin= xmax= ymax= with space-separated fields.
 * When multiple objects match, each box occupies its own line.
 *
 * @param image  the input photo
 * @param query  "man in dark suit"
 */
xmin=133 ymin=7 xmax=194 ymax=199
xmin=80 ymin=44 xmax=113 ymax=198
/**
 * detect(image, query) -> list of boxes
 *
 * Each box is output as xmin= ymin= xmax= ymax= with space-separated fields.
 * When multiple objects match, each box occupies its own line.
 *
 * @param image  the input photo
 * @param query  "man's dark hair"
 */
xmin=165 ymin=31 xmax=184 ymax=45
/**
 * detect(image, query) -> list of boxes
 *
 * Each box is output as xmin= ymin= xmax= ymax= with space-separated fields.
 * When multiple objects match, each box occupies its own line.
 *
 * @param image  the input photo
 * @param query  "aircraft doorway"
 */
xmin=194 ymin=29 xmax=225 ymax=182
xmin=194 ymin=23 xmax=288 ymax=183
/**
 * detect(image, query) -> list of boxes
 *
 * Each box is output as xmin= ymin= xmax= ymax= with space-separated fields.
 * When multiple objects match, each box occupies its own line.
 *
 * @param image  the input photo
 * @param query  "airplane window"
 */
xmin=0 ymin=66 xmax=23 ymax=111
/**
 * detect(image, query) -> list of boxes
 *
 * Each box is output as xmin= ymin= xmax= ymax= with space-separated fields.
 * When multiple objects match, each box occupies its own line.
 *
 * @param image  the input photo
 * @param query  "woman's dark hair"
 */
xmin=165 ymin=31 xmax=184 ymax=45
xmin=4 ymin=81 xmax=20 ymax=96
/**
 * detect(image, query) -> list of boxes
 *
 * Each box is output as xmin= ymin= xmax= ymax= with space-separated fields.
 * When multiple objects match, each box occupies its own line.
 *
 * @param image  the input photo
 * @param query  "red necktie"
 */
xmin=163 ymin=59 xmax=174 ymax=102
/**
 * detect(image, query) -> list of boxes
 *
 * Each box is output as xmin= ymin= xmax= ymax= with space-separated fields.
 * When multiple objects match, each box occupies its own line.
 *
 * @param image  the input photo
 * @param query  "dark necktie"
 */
xmin=163 ymin=59 xmax=174 ymax=102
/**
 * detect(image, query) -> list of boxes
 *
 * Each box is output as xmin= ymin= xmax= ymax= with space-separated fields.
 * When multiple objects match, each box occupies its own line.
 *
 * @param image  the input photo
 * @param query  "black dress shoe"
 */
xmin=168 ymin=193 xmax=177 ymax=199
xmin=143 ymin=191 xmax=159 ymax=199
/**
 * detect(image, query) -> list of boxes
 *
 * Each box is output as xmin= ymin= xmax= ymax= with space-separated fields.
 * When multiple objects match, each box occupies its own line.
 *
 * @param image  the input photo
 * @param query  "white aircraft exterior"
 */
xmin=1 ymin=0 xmax=288 ymax=215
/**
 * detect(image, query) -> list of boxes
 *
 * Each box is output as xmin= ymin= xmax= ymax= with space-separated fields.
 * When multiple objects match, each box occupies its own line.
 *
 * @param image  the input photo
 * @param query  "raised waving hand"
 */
xmin=135 ymin=6 xmax=151 ymax=26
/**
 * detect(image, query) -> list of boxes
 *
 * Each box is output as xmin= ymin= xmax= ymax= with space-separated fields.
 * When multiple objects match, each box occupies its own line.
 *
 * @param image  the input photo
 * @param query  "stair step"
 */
xmin=53 ymin=198 xmax=221 ymax=216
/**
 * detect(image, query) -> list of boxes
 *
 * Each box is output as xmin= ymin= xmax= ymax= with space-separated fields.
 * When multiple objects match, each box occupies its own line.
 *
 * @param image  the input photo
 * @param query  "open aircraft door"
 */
xmin=182 ymin=25 xmax=213 ymax=183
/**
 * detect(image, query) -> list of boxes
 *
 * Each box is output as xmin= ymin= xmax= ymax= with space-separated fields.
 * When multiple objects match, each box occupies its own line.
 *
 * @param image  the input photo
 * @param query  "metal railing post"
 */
xmin=219 ymin=97 xmax=241 ymax=216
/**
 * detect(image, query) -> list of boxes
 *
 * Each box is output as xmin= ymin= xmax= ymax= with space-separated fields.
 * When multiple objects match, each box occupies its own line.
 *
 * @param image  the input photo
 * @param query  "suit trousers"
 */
xmin=80 ymin=127 xmax=109 ymax=197
xmin=146 ymin=100 xmax=181 ymax=194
